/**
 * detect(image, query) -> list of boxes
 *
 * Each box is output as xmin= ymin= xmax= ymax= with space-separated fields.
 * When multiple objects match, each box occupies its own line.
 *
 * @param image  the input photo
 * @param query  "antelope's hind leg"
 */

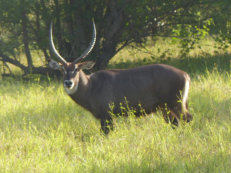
xmin=160 ymin=105 xmax=179 ymax=126
xmin=168 ymin=101 xmax=193 ymax=123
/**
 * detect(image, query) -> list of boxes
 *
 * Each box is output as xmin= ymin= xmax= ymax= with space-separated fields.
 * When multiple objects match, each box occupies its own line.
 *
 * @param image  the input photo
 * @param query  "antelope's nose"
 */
xmin=64 ymin=80 xmax=73 ymax=88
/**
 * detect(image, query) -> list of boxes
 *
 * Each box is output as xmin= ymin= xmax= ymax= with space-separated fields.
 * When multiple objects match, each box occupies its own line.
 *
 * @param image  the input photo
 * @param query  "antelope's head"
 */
xmin=49 ymin=21 xmax=96 ymax=94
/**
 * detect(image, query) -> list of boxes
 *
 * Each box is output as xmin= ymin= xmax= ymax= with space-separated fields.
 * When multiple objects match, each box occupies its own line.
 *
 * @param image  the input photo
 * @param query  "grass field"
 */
xmin=0 ymin=40 xmax=231 ymax=172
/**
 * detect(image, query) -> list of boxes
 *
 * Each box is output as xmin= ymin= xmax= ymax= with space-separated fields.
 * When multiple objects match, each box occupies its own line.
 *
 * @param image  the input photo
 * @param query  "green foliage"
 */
xmin=0 ymin=0 xmax=231 ymax=73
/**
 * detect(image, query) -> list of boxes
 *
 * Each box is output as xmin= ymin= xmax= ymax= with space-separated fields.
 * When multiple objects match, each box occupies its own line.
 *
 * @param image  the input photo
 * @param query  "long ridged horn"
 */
xmin=49 ymin=22 xmax=67 ymax=64
xmin=73 ymin=20 xmax=96 ymax=64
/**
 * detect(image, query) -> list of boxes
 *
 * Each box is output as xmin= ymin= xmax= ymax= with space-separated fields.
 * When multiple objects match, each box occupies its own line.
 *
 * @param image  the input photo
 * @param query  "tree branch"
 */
xmin=0 ymin=53 xmax=27 ymax=71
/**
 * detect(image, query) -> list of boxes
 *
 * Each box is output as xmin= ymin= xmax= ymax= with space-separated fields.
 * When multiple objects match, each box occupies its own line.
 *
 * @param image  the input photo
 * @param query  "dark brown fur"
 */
xmin=66 ymin=64 xmax=193 ymax=134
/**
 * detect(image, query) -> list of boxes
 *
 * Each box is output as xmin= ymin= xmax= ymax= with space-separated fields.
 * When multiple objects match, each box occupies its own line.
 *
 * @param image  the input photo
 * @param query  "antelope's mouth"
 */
xmin=63 ymin=79 xmax=78 ymax=95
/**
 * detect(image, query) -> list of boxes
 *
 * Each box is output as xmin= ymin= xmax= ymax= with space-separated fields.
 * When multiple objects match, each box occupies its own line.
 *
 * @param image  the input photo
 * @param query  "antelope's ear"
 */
xmin=78 ymin=61 xmax=95 ymax=70
xmin=48 ymin=59 xmax=61 ymax=70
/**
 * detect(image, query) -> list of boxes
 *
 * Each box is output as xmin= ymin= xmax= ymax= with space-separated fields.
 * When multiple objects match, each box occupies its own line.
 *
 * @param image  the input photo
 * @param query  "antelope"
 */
xmin=49 ymin=21 xmax=193 ymax=134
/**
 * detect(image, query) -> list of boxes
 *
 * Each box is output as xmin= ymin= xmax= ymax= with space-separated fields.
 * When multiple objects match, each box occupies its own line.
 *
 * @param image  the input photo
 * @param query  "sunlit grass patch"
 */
xmin=0 ymin=37 xmax=231 ymax=172
xmin=0 ymin=67 xmax=230 ymax=172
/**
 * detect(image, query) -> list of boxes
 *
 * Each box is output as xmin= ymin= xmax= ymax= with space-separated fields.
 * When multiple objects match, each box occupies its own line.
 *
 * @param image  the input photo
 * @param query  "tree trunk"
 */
xmin=93 ymin=1 xmax=124 ymax=70
xmin=54 ymin=0 xmax=67 ymax=58
xmin=21 ymin=1 xmax=33 ymax=71
xmin=94 ymin=44 xmax=116 ymax=70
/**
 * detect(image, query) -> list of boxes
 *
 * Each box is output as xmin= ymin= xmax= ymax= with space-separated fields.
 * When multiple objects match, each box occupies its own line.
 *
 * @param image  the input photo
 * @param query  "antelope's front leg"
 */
xmin=100 ymin=116 xmax=113 ymax=135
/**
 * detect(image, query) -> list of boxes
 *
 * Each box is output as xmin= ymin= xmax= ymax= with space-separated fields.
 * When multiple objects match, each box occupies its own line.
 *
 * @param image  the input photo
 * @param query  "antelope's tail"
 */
xmin=182 ymin=74 xmax=190 ymax=113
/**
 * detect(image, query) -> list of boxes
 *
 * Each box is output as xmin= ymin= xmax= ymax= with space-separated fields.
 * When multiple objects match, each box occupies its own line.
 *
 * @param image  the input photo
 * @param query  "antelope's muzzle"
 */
xmin=64 ymin=80 xmax=74 ymax=89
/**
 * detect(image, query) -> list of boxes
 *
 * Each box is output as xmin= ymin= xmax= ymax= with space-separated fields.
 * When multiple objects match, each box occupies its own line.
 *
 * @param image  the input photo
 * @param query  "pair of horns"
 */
xmin=49 ymin=21 xmax=96 ymax=64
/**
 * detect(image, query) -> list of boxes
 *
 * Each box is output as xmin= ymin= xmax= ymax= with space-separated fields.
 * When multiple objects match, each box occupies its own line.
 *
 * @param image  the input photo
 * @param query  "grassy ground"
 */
xmin=0 ymin=40 xmax=231 ymax=172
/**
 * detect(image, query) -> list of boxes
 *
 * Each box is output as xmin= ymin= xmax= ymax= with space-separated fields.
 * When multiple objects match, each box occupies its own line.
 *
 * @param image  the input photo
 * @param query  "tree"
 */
xmin=52 ymin=0 xmax=209 ymax=69
xmin=0 ymin=0 xmax=230 ymax=75
xmin=45 ymin=0 xmax=221 ymax=69
xmin=0 ymin=0 xmax=54 ymax=75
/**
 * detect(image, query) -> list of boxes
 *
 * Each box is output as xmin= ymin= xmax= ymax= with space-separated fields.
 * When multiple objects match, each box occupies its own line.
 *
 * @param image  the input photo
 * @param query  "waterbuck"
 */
xmin=49 ymin=21 xmax=192 ymax=134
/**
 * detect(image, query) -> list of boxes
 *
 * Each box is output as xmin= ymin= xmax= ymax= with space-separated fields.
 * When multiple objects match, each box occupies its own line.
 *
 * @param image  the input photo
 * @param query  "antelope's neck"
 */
xmin=79 ymin=70 xmax=90 ymax=88
xmin=69 ymin=70 xmax=92 ymax=110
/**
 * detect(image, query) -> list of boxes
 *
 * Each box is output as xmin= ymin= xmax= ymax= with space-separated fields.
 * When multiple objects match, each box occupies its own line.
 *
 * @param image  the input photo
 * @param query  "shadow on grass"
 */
xmin=108 ymin=53 xmax=231 ymax=77
xmin=0 ymin=95 xmax=97 ymax=135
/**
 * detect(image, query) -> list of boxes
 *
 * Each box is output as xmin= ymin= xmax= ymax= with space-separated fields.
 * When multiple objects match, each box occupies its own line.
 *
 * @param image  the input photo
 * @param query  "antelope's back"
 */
xmin=90 ymin=64 xmax=188 ymax=113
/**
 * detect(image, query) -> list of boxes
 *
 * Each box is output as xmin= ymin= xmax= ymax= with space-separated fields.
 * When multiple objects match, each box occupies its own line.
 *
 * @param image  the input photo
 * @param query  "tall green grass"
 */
xmin=0 ymin=40 xmax=231 ymax=172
